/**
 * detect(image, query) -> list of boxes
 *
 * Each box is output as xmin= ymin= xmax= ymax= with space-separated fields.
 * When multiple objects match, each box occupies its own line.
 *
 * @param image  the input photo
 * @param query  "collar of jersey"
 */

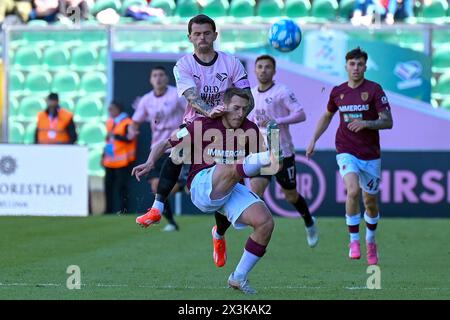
xmin=193 ymin=52 xmax=219 ymax=66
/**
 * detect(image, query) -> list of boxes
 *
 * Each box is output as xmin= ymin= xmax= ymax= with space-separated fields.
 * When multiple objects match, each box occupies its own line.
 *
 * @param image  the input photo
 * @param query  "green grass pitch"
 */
xmin=0 ymin=215 xmax=449 ymax=300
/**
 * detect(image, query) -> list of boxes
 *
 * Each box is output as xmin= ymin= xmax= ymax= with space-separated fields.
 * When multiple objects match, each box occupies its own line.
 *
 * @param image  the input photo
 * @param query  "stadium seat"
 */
xmin=441 ymin=98 xmax=450 ymax=110
xmin=420 ymin=0 xmax=448 ymax=18
xmin=151 ymin=0 xmax=176 ymax=16
xmin=257 ymin=0 xmax=285 ymax=18
xmin=13 ymin=47 xmax=42 ymax=71
xmin=434 ymin=72 xmax=450 ymax=98
xmin=24 ymin=123 xmax=37 ymax=144
xmin=338 ymin=0 xmax=355 ymax=20
xmin=91 ymin=0 xmax=122 ymax=15
xmin=8 ymin=122 xmax=25 ymax=144
xmin=98 ymin=47 xmax=107 ymax=70
xmin=285 ymin=0 xmax=311 ymax=18
xmin=88 ymin=148 xmax=105 ymax=176
xmin=176 ymin=0 xmax=200 ymax=17
xmin=52 ymin=71 xmax=80 ymax=97
xmin=202 ymin=0 xmax=229 ymax=17
xmin=17 ymin=96 xmax=46 ymax=121
xmin=432 ymin=47 xmax=450 ymax=72
xmin=229 ymin=0 xmax=255 ymax=17
xmin=9 ymin=98 xmax=20 ymax=118
xmin=74 ymin=97 xmax=104 ymax=122
xmin=9 ymin=70 xmax=25 ymax=96
xmin=43 ymin=47 xmax=71 ymax=71
xmin=80 ymin=72 xmax=107 ymax=97
xmin=24 ymin=71 xmax=52 ymax=95
xmin=21 ymin=31 xmax=56 ymax=48
xmin=71 ymin=47 xmax=99 ymax=71
xmin=27 ymin=19 xmax=49 ymax=26
xmin=78 ymin=123 xmax=107 ymax=146
xmin=311 ymin=0 xmax=338 ymax=20
xmin=59 ymin=97 xmax=75 ymax=112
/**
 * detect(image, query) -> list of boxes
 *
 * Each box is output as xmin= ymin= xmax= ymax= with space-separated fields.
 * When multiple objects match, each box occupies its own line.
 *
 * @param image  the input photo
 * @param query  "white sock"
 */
xmin=346 ymin=214 xmax=361 ymax=242
xmin=152 ymin=199 xmax=165 ymax=212
xmin=241 ymin=151 xmax=271 ymax=177
xmin=234 ymin=249 xmax=261 ymax=279
xmin=365 ymin=212 xmax=380 ymax=243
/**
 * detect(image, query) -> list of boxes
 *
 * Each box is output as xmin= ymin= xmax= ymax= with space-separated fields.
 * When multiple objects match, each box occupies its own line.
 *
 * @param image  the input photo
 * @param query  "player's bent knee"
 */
xmin=347 ymin=187 xmax=360 ymax=200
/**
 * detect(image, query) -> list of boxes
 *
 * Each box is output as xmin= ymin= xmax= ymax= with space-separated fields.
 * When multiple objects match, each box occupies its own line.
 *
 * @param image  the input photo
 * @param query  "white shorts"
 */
xmin=336 ymin=153 xmax=381 ymax=195
xmin=190 ymin=166 xmax=264 ymax=229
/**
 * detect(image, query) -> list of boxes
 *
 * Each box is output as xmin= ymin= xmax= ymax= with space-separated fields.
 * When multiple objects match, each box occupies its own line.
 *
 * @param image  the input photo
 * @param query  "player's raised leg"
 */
xmin=363 ymin=191 xmax=380 ymax=265
xmin=343 ymin=172 xmax=362 ymax=259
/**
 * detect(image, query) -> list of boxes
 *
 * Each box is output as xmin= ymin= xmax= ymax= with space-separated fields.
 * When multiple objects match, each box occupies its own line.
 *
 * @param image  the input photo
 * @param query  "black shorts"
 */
xmin=257 ymin=155 xmax=297 ymax=190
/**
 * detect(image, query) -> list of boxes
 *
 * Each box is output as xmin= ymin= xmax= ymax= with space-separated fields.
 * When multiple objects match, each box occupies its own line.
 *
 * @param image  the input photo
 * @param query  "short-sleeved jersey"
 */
xmin=327 ymin=79 xmax=391 ymax=160
xmin=173 ymin=51 xmax=251 ymax=124
xmin=248 ymin=83 xmax=303 ymax=157
xmin=169 ymin=117 xmax=261 ymax=189
xmin=132 ymin=85 xmax=187 ymax=150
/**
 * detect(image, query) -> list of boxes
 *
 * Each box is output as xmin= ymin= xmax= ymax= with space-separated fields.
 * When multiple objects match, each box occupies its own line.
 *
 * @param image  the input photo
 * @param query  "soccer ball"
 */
xmin=267 ymin=19 xmax=302 ymax=52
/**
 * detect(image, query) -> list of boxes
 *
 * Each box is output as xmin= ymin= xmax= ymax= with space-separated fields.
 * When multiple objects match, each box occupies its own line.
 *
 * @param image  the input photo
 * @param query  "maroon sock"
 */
xmin=245 ymin=237 xmax=267 ymax=257
xmin=348 ymin=225 xmax=359 ymax=234
xmin=366 ymin=222 xmax=377 ymax=231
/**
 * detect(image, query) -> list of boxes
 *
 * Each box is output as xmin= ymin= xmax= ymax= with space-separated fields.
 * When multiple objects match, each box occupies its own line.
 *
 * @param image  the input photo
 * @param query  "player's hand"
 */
xmin=131 ymin=162 xmax=154 ymax=182
xmin=260 ymin=118 xmax=275 ymax=127
xmin=208 ymin=105 xmax=227 ymax=118
xmin=306 ymin=141 xmax=315 ymax=160
xmin=127 ymin=124 xmax=140 ymax=139
xmin=347 ymin=119 xmax=367 ymax=133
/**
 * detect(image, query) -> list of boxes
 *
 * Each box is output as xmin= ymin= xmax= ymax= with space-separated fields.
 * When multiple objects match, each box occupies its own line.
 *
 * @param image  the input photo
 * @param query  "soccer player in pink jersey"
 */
xmin=135 ymin=15 xmax=255 ymax=268
xmin=132 ymin=88 xmax=280 ymax=294
xmin=129 ymin=66 xmax=187 ymax=232
xmin=247 ymin=55 xmax=319 ymax=248
xmin=306 ymin=48 xmax=393 ymax=265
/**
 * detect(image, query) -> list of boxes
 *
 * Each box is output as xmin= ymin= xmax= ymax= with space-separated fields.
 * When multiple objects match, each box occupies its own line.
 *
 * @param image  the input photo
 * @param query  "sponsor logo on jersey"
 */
xmin=381 ymin=96 xmax=388 ymax=104
xmin=338 ymin=104 xmax=369 ymax=112
xmin=265 ymin=97 xmax=273 ymax=104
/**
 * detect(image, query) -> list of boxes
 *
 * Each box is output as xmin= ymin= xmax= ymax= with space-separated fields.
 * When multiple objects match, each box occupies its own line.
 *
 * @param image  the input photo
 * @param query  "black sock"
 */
xmin=163 ymin=200 xmax=178 ymax=228
xmin=293 ymin=194 xmax=314 ymax=227
xmin=215 ymin=212 xmax=231 ymax=236
xmin=155 ymin=157 xmax=183 ymax=202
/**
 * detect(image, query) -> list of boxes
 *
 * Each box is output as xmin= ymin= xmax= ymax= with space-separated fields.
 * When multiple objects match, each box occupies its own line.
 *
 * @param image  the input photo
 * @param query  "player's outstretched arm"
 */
xmin=306 ymin=111 xmax=334 ymax=159
xmin=132 ymin=139 xmax=172 ymax=181
xmin=183 ymin=87 xmax=213 ymax=117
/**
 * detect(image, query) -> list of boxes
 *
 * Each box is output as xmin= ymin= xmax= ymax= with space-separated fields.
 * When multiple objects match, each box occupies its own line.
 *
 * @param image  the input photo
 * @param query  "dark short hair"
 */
xmin=47 ymin=92 xmax=59 ymax=101
xmin=223 ymin=87 xmax=249 ymax=105
xmin=345 ymin=47 xmax=368 ymax=63
xmin=255 ymin=55 xmax=276 ymax=69
xmin=188 ymin=14 xmax=216 ymax=35
xmin=151 ymin=66 xmax=167 ymax=75
xmin=110 ymin=100 xmax=124 ymax=112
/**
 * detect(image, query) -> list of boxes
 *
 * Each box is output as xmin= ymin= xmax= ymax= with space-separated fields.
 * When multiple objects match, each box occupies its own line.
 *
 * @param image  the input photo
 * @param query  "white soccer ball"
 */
xmin=268 ymin=19 xmax=302 ymax=53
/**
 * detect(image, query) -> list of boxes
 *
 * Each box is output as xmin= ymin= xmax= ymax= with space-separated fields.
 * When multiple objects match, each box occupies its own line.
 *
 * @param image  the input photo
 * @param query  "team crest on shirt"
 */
xmin=340 ymin=94 xmax=345 ymax=100
xmin=215 ymin=73 xmax=228 ymax=82
xmin=265 ymin=97 xmax=273 ymax=104
xmin=361 ymin=92 xmax=369 ymax=101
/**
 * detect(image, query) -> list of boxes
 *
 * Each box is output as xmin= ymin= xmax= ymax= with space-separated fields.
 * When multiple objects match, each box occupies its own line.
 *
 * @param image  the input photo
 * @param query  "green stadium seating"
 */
xmin=17 ymin=96 xmax=46 ymax=121
xmin=202 ymin=0 xmax=229 ymax=17
xmin=43 ymin=47 xmax=71 ymax=71
xmin=229 ymin=0 xmax=255 ymax=17
xmin=151 ymin=0 xmax=176 ymax=16
xmin=74 ymin=97 xmax=104 ymax=122
xmin=338 ymin=0 xmax=355 ymax=20
xmin=311 ymin=0 xmax=338 ymax=20
xmin=24 ymin=123 xmax=37 ymax=144
xmin=432 ymin=47 xmax=450 ymax=72
xmin=52 ymin=71 xmax=80 ymax=97
xmin=257 ymin=0 xmax=284 ymax=18
xmin=80 ymin=72 xmax=107 ymax=97
xmin=78 ymin=123 xmax=107 ymax=146
xmin=88 ymin=148 xmax=105 ymax=176
xmin=21 ymin=31 xmax=55 ymax=48
xmin=176 ymin=0 xmax=200 ymax=17
xmin=59 ymin=97 xmax=75 ymax=112
xmin=98 ymin=47 xmax=107 ymax=70
xmin=8 ymin=122 xmax=25 ymax=144
xmin=13 ymin=47 xmax=42 ymax=71
xmin=27 ymin=20 xmax=49 ymax=26
xmin=91 ymin=0 xmax=122 ymax=15
xmin=9 ymin=98 xmax=20 ymax=117
xmin=9 ymin=70 xmax=25 ymax=96
xmin=434 ymin=72 xmax=450 ymax=98
xmin=420 ymin=0 xmax=448 ymax=18
xmin=24 ymin=71 xmax=52 ymax=95
xmin=286 ymin=0 xmax=311 ymax=17
xmin=71 ymin=47 xmax=99 ymax=71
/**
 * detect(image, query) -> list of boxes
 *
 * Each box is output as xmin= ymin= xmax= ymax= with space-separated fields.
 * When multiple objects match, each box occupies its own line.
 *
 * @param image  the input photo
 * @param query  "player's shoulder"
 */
xmin=274 ymin=82 xmax=292 ymax=95
xmin=364 ymin=79 xmax=384 ymax=91
xmin=242 ymin=118 xmax=259 ymax=131
xmin=176 ymin=54 xmax=194 ymax=66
